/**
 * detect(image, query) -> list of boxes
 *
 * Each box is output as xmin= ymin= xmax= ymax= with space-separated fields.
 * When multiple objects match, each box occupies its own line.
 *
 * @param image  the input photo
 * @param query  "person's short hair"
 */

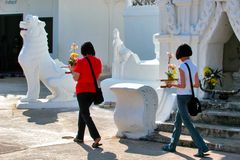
xmin=176 ymin=44 xmax=192 ymax=60
xmin=81 ymin=41 xmax=95 ymax=56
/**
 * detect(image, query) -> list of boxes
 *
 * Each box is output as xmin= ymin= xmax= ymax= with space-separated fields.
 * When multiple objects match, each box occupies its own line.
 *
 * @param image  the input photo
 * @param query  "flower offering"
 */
xmin=68 ymin=42 xmax=79 ymax=66
xmin=202 ymin=66 xmax=223 ymax=90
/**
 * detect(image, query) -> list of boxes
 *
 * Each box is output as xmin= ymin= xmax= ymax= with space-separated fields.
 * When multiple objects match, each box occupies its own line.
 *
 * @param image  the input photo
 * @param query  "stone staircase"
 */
xmin=145 ymin=96 xmax=240 ymax=153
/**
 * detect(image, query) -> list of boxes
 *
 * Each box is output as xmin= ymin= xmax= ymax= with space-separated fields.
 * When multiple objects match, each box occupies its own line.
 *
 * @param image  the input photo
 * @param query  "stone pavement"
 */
xmin=0 ymin=78 xmax=240 ymax=160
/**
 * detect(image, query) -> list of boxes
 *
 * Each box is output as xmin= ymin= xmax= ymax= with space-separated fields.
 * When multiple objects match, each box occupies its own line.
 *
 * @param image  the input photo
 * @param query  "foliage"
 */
xmin=132 ymin=0 xmax=156 ymax=6
xmin=202 ymin=66 xmax=223 ymax=90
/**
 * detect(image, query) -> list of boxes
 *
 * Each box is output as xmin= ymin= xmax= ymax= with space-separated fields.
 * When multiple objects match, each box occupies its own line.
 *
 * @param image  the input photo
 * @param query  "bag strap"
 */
xmin=184 ymin=63 xmax=195 ymax=97
xmin=85 ymin=56 xmax=98 ymax=90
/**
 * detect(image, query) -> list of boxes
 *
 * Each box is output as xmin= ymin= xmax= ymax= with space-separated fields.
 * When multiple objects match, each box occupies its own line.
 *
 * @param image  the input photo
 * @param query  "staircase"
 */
xmin=146 ymin=96 xmax=240 ymax=153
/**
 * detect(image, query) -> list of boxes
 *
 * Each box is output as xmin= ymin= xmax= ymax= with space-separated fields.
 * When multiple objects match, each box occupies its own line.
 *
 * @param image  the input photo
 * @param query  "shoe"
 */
xmin=73 ymin=138 xmax=83 ymax=143
xmin=202 ymin=147 xmax=209 ymax=153
xmin=162 ymin=144 xmax=176 ymax=152
xmin=194 ymin=152 xmax=210 ymax=157
xmin=92 ymin=142 xmax=102 ymax=148
xmin=194 ymin=148 xmax=209 ymax=157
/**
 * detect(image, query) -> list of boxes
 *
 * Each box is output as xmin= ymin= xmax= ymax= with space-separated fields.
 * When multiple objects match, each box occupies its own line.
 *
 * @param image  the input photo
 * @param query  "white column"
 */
xmin=174 ymin=0 xmax=192 ymax=34
xmin=125 ymin=0 xmax=132 ymax=7
xmin=104 ymin=0 xmax=123 ymax=73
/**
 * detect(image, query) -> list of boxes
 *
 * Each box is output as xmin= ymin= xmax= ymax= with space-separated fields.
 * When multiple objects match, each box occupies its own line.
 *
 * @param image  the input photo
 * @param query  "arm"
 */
xmin=193 ymin=72 xmax=200 ymax=88
xmin=69 ymin=65 xmax=80 ymax=81
xmin=72 ymin=71 xmax=80 ymax=81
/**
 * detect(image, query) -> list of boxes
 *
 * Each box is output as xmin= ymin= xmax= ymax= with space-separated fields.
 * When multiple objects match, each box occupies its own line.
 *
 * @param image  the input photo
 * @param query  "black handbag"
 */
xmin=86 ymin=57 xmax=104 ymax=105
xmin=185 ymin=63 xmax=202 ymax=116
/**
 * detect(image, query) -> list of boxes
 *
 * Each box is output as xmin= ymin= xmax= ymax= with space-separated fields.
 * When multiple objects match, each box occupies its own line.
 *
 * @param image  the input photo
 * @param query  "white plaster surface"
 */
xmin=155 ymin=88 xmax=177 ymax=124
xmin=101 ymin=29 xmax=160 ymax=103
xmin=111 ymin=83 xmax=158 ymax=139
xmin=16 ymin=99 xmax=78 ymax=109
xmin=156 ymin=0 xmax=240 ymax=98
xmin=18 ymin=15 xmax=76 ymax=106
xmin=124 ymin=5 xmax=159 ymax=60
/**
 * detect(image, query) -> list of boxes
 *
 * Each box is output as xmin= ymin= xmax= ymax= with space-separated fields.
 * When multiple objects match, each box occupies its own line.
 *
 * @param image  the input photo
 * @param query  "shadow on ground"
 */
xmin=22 ymin=108 xmax=78 ymax=125
xmin=119 ymin=138 xmax=208 ymax=160
xmin=78 ymin=143 xmax=118 ymax=160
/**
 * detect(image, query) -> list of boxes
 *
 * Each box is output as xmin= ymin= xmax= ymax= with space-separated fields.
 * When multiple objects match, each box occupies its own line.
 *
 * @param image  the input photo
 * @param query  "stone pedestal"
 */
xmin=110 ymin=83 xmax=158 ymax=139
xmin=155 ymin=87 xmax=177 ymax=124
xmin=16 ymin=99 xmax=78 ymax=109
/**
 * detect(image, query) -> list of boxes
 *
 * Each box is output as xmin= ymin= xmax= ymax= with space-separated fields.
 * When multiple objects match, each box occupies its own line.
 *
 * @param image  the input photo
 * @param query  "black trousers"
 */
xmin=76 ymin=92 xmax=101 ymax=141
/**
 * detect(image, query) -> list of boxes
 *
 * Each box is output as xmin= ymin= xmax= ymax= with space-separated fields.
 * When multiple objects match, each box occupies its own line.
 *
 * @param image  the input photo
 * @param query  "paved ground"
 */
xmin=0 ymin=77 xmax=240 ymax=160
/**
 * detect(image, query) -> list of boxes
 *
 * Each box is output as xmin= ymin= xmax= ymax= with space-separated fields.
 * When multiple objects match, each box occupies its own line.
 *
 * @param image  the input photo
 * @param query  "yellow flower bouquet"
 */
xmin=165 ymin=63 xmax=177 ymax=80
xmin=202 ymin=66 xmax=223 ymax=90
xmin=68 ymin=42 xmax=79 ymax=66
xmin=160 ymin=52 xmax=178 ymax=88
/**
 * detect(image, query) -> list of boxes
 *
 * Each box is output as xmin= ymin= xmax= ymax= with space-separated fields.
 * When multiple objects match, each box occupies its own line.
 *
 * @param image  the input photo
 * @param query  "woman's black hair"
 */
xmin=176 ymin=43 xmax=192 ymax=60
xmin=81 ymin=41 xmax=95 ymax=56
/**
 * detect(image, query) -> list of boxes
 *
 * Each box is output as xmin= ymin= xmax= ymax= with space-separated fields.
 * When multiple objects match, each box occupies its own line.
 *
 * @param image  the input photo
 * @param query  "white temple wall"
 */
xmin=157 ymin=0 xmax=240 ymax=96
xmin=0 ymin=0 xmax=125 ymax=75
xmin=124 ymin=5 xmax=159 ymax=60
xmin=205 ymin=43 xmax=223 ymax=70
xmin=0 ymin=0 xmax=58 ymax=58
xmin=58 ymin=0 xmax=125 ymax=75
xmin=156 ymin=33 xmax=199 ymax=80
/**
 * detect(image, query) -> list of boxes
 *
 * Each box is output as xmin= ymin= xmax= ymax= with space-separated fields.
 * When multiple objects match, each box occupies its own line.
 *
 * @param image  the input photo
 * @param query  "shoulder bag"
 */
xmin=185 ymin=63 xmax=202 ymax=116
xmin=85 ymin=57 xmax=104 ymax=105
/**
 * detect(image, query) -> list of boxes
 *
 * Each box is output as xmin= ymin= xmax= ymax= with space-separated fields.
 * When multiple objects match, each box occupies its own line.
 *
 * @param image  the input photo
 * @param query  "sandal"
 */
xmin=162 ymin=144 xmax=176 ymax=152
xmin=92 ymin=142 xmax=102 ymax=148
xmin=73 ymin=138 xmax=84 ymax=144
xmin=194 ymin=148 xmax=209 ymax=157
xmin=194 ymin=153 xmax=210 ymax=157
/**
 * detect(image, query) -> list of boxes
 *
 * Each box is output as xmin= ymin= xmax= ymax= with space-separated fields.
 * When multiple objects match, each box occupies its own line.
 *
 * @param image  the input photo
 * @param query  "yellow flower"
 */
xmin=70 ymin=52 xmax=79 ymax=59
xmin=210 ymin=78 xmax=218 ymax=86
xmin=173 ymin=69 xmax=177 ymax=75
xmin=168 ymin=64 xmax=176 ymax=70
xmin=203 ymin=67 xmax=211 ymax=76
xmin=165 ymin=64 xmax=177 ymax=80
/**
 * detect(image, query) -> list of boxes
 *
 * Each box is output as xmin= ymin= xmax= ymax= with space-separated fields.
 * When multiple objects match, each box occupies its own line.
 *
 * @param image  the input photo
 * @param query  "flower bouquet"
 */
xmin=65 ymin=42 xmax=79 ymax=74
xmin=160 ymin=52 xmax=178 ymax=88
xmin=202 ymin=66 xmax=223 ymax=90
xmin=68 ymin=42 xmax=79 ymax=66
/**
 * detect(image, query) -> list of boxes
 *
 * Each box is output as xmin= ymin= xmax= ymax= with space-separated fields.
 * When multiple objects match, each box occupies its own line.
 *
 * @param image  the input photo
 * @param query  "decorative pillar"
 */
xmin=104 ymin=0 xmax=123 ymax=75
xmin=111 ymin=83 xmax=158 ymax=139
xmin=125 ymin=0 xmax=132 ymax=7
xmin=173 ymin=0 xmax=192 ymax=34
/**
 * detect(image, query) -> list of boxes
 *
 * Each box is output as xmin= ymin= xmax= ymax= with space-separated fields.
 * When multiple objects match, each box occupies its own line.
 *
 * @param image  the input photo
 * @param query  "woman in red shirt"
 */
xmin=70 ymin=41 xmax=102 ymax=148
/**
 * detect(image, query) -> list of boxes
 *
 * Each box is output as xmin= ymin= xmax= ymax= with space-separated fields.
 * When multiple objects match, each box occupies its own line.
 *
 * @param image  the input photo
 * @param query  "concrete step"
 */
xmin=192 ymin=110 xmax=240 ymax=126
xmin=145 ymin=131 xmax=240 ymax=154
xmin=156 ymin=122 xmax=240 ymax=139
xmin=168 ymin=110 xmax=240 ymax=126
xmin=201 ymin=99 xmax=240 ymax=112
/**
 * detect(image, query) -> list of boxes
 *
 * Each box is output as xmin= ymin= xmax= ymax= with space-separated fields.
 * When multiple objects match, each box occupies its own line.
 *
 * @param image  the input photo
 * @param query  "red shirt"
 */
xmin=74 ymin=56 xmax=102 ymax=94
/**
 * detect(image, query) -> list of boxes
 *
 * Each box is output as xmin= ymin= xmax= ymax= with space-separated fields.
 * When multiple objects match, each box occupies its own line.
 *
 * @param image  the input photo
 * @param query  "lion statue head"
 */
xmin=20 ymin=15 xmax=47 ymax=39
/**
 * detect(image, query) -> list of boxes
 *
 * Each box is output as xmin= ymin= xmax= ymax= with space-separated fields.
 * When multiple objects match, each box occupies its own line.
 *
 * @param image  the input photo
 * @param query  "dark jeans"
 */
xmin=169 ymin=95 xmax=208 ymax=151
xmin=76 ymin=92 xmax=100 ymax=141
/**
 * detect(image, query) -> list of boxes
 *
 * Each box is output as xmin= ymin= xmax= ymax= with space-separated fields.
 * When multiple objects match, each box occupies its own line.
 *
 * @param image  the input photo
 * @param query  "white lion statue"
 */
xmin=18 ymin=15 xmax=76 ymax=102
